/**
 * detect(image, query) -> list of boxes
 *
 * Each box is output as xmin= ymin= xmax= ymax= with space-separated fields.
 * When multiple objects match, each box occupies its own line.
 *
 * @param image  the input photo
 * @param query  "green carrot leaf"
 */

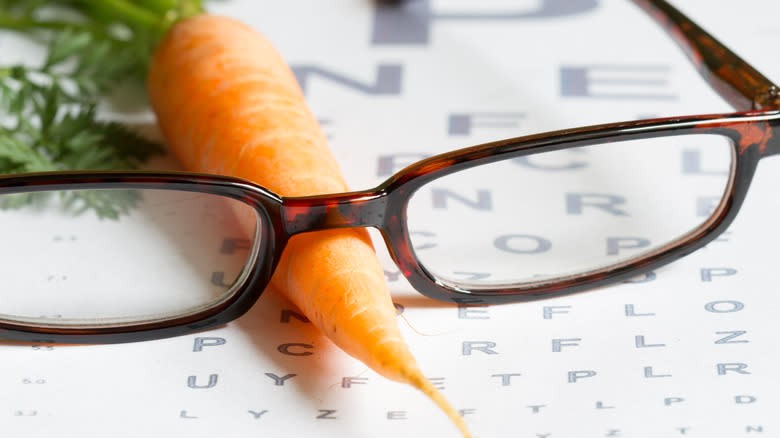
xmin=0 ymin=0 xmax=207 ymax=217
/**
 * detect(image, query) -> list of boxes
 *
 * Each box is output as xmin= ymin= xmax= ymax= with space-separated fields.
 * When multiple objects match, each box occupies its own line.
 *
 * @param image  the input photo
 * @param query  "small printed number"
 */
xmin=14 ymin=410 xmax=38 ymax=416
xmin=22 ymin=378 xmax=46 ymax=384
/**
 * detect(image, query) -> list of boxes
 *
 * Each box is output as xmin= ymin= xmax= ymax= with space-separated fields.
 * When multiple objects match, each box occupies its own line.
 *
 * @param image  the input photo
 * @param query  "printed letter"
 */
xmin=625 ymin=304 xmax=655 ymax=317
xmin=553 ymin=338 xmax=581 ymax=352
xmin=544 ymin=305 xmax=571 ymax=319
xmin=495 ymin=234 xmax=552 ymax=254
xmin=665 ymin=397 xmax=684 ymax=406
xmin=193 ymin=337 xmax=226 ymax=352
xmin=606 ymin=237 xmax=651 ymax=256
xmin=561 ymin=65 xmax=675 ymax=100
xmin=342 ymin=377 xmax=369 ymax=388
xmin=292 ymin=63 xmax=402 ymax=96
xmin=492 ymin=373 xmax=522 ymax=386
xmin=715 ymin=331 xmax=748 ymax=344
xmin=566 ymin=193 xmax=629 ymax=216
xmin=568 ymin=370 xmax=596 ymax=383
xmin=700 ymin=268 xmax=737 ymax=282
xmin=277 ymin=343 xmax=314 ymax=356
xmin=735 ymin=395 xmax=756 ymax=404
xmin=705 ymin=301 xmax=744 ymax=313
xmin=187 ymin=374 xmax=218 ymax=389
xmin=265 ymin=373 xmax=297 ymax=386
xmin=372 ymin=0 xmax=598 ymax=46
xmin=717 ymin=363 xmax=750 ymax=375
xmin=462 ymin=341 xmax=498 ymax=355
xmin=635 ymin=335 xmax=665 ymax=348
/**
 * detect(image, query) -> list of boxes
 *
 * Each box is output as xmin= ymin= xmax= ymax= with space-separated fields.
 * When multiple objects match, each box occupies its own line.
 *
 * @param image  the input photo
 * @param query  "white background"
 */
xmin=1 ymin=1 xmax=779 ymax=437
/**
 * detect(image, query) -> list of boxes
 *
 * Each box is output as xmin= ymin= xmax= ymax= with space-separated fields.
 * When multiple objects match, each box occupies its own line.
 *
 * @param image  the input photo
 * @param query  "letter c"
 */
xmin=277 ymin=343 xmax=314 ymax=356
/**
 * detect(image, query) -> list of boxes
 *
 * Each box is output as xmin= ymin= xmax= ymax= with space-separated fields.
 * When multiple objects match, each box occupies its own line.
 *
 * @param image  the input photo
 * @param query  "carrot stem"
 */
xmin=133 ymin=0 xmax=204 ymax=25
xmin=133 ymin=0 xmax=177 ymax=15
xmin=76 ymin=0 xmax=164 ymax=31
xmin=0 ymin=15 xmax=90 ymax=32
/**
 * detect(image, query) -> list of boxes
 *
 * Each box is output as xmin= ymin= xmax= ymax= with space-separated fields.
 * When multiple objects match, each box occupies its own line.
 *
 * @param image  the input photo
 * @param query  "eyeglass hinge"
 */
xmin=755 ymin=85 xmax=780 ymax=110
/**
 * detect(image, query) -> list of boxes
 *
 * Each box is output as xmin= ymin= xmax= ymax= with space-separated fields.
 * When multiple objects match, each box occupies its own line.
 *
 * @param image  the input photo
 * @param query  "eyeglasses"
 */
xmin=1 ymin=0 xmax=778 ymax=343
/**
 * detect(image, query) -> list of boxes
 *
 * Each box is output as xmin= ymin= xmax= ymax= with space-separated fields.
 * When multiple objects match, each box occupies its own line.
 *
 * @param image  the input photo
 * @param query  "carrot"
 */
xmin=147 ymin=14 xmax=471 ymax=437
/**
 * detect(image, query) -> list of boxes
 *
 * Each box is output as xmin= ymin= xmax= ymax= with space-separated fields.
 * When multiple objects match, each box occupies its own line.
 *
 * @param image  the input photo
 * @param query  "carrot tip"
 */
xmin=404 ymin=369 xmax=473 ymax=438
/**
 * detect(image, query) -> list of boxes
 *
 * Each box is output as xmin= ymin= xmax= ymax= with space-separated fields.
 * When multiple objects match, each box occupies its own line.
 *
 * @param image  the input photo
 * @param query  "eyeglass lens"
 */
xmin=406 ymin=134 xmax=734 ymax=289
xmin=0 ymin=188 xmax=260 ymax=326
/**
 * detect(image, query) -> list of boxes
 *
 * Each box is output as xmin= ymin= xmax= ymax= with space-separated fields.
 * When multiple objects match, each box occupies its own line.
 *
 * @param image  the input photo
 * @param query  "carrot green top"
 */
xmin=0 ymin=1 xmax=206 ymax=216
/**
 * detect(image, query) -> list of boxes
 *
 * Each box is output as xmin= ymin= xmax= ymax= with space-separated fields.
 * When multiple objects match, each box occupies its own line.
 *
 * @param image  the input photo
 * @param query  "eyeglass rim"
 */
xmin=2 ymin=0 xmax=780 ymax=341
xmin=0 ymin=109 xmax=776 ymax=342
xmin=381 ymin=110 xmax=777 ymax=303
xmin=0 ymin=173 xmax=286 ymax=343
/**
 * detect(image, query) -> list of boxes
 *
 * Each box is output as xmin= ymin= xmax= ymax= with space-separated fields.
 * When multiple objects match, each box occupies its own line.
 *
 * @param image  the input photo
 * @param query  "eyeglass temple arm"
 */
xmin=632 ymin=0 xmax=780 ymax=111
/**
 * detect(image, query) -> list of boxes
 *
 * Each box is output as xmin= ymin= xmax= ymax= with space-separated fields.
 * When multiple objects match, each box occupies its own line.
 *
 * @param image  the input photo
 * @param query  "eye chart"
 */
xmin=2 ymin=1 xmax=779 ymax=437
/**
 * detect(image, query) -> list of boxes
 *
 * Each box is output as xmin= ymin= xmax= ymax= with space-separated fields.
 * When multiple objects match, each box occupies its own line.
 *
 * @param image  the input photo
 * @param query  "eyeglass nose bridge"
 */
xmin=281 ymin=191 xmax=389 ymax=236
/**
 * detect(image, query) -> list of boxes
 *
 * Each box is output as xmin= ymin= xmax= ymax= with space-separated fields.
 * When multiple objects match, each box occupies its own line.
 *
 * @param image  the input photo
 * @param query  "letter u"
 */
xmin=187 ymin=374 xmax=218 ymax=389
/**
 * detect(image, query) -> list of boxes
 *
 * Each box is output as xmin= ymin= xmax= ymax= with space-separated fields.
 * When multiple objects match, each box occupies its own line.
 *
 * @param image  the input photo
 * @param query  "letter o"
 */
xmin=704 ymin=300 xmax=744 ymax=313
xmin=494 ymin=234 xmax=551 ymax=254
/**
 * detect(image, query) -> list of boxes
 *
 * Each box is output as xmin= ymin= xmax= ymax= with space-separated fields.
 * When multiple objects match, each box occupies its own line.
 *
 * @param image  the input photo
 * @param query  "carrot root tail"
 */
xmin=406 ymin=369 xmax=472 ymax=438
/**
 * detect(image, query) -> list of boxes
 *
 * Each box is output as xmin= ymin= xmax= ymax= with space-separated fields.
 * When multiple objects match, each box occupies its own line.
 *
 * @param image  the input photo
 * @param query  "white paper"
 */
xmin=1 ymin=1 xmax=779 ymax=437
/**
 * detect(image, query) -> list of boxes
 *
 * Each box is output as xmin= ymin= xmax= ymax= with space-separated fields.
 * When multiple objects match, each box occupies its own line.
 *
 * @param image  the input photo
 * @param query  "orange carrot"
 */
xmin=147 ymin=14 xmax=471 ymax=437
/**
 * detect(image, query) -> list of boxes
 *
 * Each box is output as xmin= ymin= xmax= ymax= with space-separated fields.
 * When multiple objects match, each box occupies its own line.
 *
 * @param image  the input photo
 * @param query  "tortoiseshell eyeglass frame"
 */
xmin=1 ymin=0 xmax=779 ymax=343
